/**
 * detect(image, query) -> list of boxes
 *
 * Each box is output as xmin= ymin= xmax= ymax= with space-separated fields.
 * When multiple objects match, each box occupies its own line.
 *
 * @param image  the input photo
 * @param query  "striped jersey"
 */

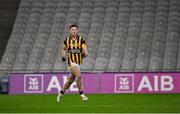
xmin=63 ymin=35 xmax=86 ymax=65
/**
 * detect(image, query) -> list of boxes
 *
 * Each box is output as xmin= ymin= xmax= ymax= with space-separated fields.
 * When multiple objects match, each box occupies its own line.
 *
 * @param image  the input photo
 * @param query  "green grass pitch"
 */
xmin=0 ymin=94 xmax=180 ymax=113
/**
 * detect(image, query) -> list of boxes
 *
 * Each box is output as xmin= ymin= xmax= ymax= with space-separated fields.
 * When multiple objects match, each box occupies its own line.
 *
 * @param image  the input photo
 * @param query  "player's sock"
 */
xmin=57 ymin=90 xmax=64 ymax=102
xmin=79 ymin=91 xmax=86 ymax=98
xmin=79 ymin=91 xmax=83 ymax=95
xmin=60 ymin=90 xmax=64 ymax=94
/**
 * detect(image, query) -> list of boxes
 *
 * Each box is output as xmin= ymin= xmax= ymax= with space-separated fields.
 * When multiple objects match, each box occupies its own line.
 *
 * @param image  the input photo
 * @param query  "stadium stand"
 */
xmin=0 ymin=0 xmax=180 ymax=72
xmin=0 ymin=0 xmax=20 ymax=64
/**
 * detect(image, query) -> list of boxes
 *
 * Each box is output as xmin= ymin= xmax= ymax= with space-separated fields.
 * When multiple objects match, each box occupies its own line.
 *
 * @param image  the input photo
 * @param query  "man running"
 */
xmin=57 ymin=24 xmax=88 ymax=102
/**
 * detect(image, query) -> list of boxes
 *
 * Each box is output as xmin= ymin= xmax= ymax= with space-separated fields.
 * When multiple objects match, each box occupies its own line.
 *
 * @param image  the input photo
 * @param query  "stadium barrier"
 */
xmin=0 ymin=79 xmax=8 ymax=94
xmin=9 ymin=72 xmax=180 ymax=94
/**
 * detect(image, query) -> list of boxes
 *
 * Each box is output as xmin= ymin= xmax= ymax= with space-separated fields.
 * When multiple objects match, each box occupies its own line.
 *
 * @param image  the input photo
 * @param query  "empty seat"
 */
xmin=94 ymin=57 xmax=108 ymax=71
xmin=13 ymin=62 xmax=26 ymax=71
xmin=108 ymin=57 xmax=121 ymax=72
xmin=82 ymin=1 xmax=94 ymax=7
xmin=53 ymin=54 xmax=68 ymax=71
xmin=39 ymin=62 xmax=53 ymax=71
xmin=1 ymin=53 xmax=16 ymax=64
xmin=15 ymin=53 xmax=29 ymax=64
xmin=121 ymin=58 xmax=135 ymax=72
xmin=26 ymin=62 xmax=40 ymax=71
xmin=0 ymin=62 xmax=13 ymax=71
xmin=80 ymin=58 xmax=94 ymax=71
xmin=135 ymin=57 xmax=149 ymax=71
xmin=149 ymin=56 xmax=163 ymax=71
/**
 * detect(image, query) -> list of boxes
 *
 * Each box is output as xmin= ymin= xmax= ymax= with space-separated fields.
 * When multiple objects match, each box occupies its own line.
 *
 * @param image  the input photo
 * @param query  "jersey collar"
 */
xmin=70 ymin=35 xmax=79 ymax=41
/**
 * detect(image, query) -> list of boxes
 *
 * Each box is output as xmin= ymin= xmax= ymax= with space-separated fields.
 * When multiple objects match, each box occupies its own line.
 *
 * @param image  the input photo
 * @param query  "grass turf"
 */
xmin=0 ymin=94 xmax=180 ymax=113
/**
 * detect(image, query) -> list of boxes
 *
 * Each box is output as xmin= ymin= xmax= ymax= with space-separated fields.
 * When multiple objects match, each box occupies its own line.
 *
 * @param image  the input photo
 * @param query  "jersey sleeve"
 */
xmin=81 ymin=38 xmax=87 ymax=49
xmin=63 ymin=39 xmax=67 ymax=49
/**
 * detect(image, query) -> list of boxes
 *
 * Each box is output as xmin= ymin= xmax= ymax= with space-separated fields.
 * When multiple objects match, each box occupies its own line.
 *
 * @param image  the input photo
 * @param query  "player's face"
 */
xmin=70 ymin=27 xmax=78 ymax=37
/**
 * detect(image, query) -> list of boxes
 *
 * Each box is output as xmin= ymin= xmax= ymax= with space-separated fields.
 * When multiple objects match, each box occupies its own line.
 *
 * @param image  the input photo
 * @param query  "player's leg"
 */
xmin=70 ymin=64 xmax=88 ymax=101
xmin=57 ymin=74 xmax=75 ymax=102
xmin=61 ymin=73 xmax=76 ymax=93
xmin=70 ymin=65 xmax=82 ymax=91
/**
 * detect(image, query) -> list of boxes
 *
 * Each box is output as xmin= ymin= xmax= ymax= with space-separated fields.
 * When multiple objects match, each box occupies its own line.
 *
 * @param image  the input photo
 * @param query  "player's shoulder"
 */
xmin=63 ymin=36 xmax=70 ymax=44
xmin=79 ymin=36 xmax=86 ymax=44
xmin=64 ymin=36 xmax=70 ymax=41
xmin=78 ymin=35 xmax=83 ymax=38
xmin=78 ymin=35 xmax=85 ymax=41
xmin=65 ymin=36 xmax=70 ymax=40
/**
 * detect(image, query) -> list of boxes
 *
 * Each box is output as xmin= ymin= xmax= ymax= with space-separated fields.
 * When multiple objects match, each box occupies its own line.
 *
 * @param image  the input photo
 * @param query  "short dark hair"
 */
xmin=69 ymin=24 xmax=78 ymax=29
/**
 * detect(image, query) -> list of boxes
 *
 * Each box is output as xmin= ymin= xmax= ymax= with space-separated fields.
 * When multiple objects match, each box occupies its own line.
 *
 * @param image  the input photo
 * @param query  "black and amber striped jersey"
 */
xmin=63 ymin=35 xmax=86 ymax=65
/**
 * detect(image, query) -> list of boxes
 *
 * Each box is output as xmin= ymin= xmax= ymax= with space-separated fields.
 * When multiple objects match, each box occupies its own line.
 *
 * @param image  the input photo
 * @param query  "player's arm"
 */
xmin=61 ymin=40 xmax=67 ymax=62
xmin=82 ymin=39 xmax=88 ymax=58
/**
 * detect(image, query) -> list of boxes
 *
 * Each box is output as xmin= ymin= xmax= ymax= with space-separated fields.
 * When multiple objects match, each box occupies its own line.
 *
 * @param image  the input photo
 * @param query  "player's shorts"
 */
xmin=68 ymin=62 xmax=80 ymax=71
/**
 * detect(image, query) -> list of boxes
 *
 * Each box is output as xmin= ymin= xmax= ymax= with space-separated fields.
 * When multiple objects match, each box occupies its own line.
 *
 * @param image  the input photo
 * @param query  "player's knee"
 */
xmin=76 ymin=76 xmax=81 ymax=81
xmin=67 ymin=80 xmax=73 ymax=85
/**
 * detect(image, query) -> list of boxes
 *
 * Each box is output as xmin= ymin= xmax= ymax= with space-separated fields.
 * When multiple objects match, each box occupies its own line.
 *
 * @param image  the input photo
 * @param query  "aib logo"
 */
xmin=24 ymin=74 xmax=43 ymax=93
xmin=115 ymin=74 xmax=134 ymax=93
xmin=119 ymin=77 xmax=130 ymax=90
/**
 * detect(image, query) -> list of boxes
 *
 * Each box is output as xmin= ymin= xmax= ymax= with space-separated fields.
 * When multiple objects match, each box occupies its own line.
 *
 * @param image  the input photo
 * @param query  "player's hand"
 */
xmin=82 ymin=53 xmax=87 ymax=58
xmin=61 ymin=57 xmax=66 ymax=62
